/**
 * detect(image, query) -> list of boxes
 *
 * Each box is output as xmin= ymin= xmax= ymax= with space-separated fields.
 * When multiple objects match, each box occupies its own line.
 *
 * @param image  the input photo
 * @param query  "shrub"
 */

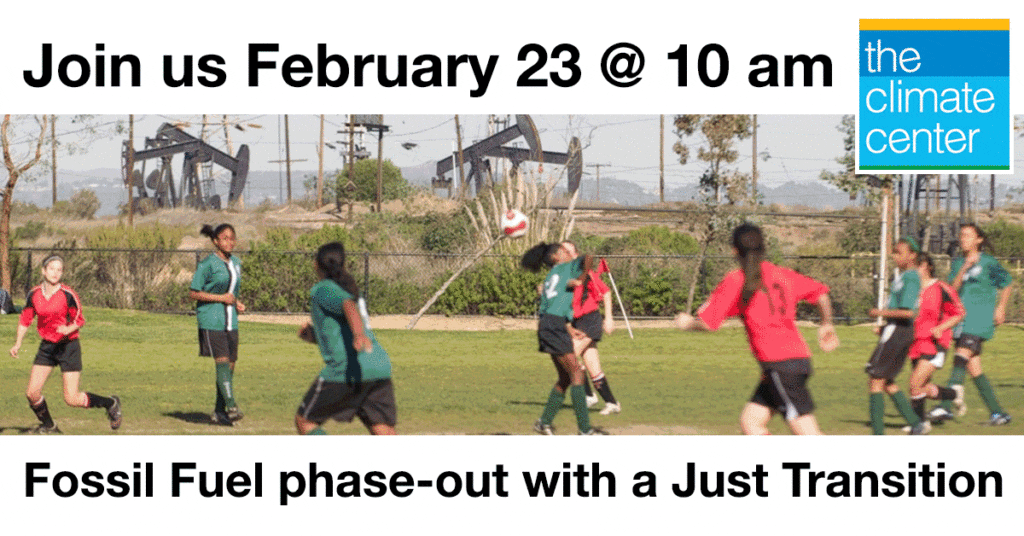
xmin=53 ymin=190 xmax=101 ymax=219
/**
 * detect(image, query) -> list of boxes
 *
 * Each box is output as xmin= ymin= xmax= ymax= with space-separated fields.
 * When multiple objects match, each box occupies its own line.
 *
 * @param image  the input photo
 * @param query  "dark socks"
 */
xmin=30 ymin=398 xmax=54 ymax=426
xmin=86 ymin=392 xmax=114 ymax=409
xmin=593 ymin=375 xmax=617 ymax=404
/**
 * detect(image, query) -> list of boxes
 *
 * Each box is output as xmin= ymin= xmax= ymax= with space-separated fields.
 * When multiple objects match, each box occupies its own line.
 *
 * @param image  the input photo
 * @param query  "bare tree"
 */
xmin=1 ymin=115 xmax=49 ymax=291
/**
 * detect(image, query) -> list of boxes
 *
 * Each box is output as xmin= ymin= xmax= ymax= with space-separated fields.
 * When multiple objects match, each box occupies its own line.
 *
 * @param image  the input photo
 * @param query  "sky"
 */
xmin=10 ymin=114 xmax=1024 ymax=206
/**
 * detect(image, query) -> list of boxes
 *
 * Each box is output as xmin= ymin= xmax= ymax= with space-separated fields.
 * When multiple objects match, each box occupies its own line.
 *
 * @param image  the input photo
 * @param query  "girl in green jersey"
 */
xmin=295 ymin=242 xmax=396 ymax=435
xmin=521 ymin=242 xmax=605 ymax=435
xmin=928 ymin=224 xmax=1013 ymax=426
xmin=190 ymin=224 xmax=245 ymax=426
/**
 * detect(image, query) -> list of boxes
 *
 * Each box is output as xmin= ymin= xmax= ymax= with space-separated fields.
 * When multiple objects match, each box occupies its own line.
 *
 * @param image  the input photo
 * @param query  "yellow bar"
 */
xmin=860 ymin=19 xmax=1008 ymax=31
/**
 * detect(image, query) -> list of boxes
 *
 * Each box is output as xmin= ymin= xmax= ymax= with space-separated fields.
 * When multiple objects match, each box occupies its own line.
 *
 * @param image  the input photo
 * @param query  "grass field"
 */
xmin=1 ymin=309 xmax=1021 ymax=435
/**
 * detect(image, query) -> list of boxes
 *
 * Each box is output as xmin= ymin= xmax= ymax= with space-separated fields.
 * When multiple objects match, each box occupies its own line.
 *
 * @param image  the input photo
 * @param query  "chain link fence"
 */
xmin=10 ymin=248 xmax=1024 ymax=323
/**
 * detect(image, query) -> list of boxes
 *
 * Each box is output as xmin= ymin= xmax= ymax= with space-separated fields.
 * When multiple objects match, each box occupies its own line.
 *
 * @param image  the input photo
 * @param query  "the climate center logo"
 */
xmin=858 ymin=19 xmax=1010 ymax=172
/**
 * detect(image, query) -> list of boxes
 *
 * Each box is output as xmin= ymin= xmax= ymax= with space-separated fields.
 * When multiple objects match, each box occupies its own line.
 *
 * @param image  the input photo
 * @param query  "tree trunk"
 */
xmin=0 ymin=176 xmax=14 ymax=292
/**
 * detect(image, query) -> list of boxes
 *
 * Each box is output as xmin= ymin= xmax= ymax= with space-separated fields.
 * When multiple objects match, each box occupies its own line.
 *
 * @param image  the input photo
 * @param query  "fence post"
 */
xmin=363 ymin=252 xmax=370 ymax=301
xmin=24 ymin=251 xmax=32 ymax=297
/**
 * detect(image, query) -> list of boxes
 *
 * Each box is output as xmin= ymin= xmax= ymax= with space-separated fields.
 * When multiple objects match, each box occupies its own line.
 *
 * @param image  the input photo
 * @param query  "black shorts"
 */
xmin=538 ymin=314 xmax=573 ymax=355
xmin=751 ymin=358 xmax=814 ymax=420
xmin=865 ymin=322 xmax=913 ymax=380
xmin=955 ymin=334 xmax=984 ymax=356
xmin=297 ymin=377 xmax=397 ymax=427
xmin=572 ymin=311 xmax=603 ymax=343
xmin=198 ymin=329 xmax=239 ymax=362
xmin=33 ymin=339 xmax=83 ymax=372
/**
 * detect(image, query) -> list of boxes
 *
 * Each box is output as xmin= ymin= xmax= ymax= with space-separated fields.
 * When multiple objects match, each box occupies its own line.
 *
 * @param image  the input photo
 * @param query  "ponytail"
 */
xmin=520 ymin=242 xmax=563 ymax=272
xmin=315 ymin=242 xmax=360 ymax=297
xmin=732 ymin=223 xmax=766 ymax=307
xmin=200 ymin=223 xmax=235 ymax=240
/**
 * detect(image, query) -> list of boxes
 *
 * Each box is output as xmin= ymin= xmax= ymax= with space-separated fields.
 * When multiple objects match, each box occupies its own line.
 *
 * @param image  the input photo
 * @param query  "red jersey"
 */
xmin=909 ymin=279 xmax=964 ymax=359
xmin=19 ymin=284 xmax=85 ymax=343
xmin=572 ymin=270 xmax=610 ymax=318
xmin=697 ymin=261 xmax=829 ymax=363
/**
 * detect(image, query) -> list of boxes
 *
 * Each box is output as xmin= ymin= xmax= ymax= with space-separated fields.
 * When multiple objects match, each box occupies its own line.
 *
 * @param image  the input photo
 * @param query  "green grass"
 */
xmin=1 ymin=309 xmax=1021 ymax=435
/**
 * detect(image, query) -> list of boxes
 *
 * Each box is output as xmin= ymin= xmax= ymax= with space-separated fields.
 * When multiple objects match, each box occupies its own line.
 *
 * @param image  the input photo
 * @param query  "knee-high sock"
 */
xmin=890 ymin=391 xmax=921 ymax=427
xmin=216 ymin=362 xmax=237 ymax=409
xmin=540 ymin=388 xmax=565 ymax=425
xmin=570 ymin=385 xmax=591 ymax=433
xmin=870 ymin=393 xmax=885 ymax=435
xmin=973 ymin=374 xmax=1004 ymax=414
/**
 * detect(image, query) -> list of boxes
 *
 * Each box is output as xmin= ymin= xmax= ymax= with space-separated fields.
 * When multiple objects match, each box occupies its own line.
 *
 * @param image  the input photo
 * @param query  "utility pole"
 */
xmin=284 ymin=114 xmax=292 ymax=204
xmin=50 ymin=115 xmax=57 ymax=206
xmin=454 ymin=115 xmax=467 ymax=199
xmin=659 ymin=114 xmax=665 ymax=203
xmin=317 ymin=114 xmax=325 ymax=209
xmin=587 ymin=163 xmax=611 ymax=202
xmin=127 ymin=115 xmax=134 ymax=227
xmin=347 ymin=114 xmax=355 ymax=202
xmin=376 ymin=114 xmax=384 ymax=213
xmin=751 ymin=114 xmax=758 ymax=203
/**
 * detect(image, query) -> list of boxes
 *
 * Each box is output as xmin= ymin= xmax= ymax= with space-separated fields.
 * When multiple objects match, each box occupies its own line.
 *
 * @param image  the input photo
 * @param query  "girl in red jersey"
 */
xmin=674 ymin=223 xmax=838 ymax=435
xmin=907 ymin=252 xmax=966 ymax=429
xmin=9 ymin=255 xmax=121 ymax=434
xmin=562 ymin=241 xmax=620 ymax=415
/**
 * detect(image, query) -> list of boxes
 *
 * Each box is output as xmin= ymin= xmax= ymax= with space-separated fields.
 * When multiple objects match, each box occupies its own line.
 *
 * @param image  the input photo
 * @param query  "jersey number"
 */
xmin=544 ymin=275 xmax=561 ymax=299
xmin=765 ymin=283 xmax=786 ymax=318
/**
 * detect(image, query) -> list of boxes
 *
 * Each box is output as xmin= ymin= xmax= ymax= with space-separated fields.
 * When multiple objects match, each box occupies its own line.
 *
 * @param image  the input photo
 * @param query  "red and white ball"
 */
xmin=501 ymin=209 xmax=529 ymax=238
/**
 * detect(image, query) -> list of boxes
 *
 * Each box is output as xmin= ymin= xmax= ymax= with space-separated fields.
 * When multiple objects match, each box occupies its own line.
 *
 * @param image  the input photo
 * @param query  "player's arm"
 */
xmin=189 ymin=289 xmax=236 ymax=305
xmin=10 ymin=323 xmax=30 ymax=358
xmin=298 ymin=320 xmax=316 ymax=344
xmin=815 ymin=293 xmax=839 ymax=352
xmin=674 ymin=313 xmax=710 ymax=331
xmin=994 ymin=284 xmax=1013 ymax=325
xmin=342 ymin=299 xmax=372 ymax=352
xmin=602 ymin=289 xmax=614 ymax=334
xmin=867 ymin=307 xmax=915 ymax=320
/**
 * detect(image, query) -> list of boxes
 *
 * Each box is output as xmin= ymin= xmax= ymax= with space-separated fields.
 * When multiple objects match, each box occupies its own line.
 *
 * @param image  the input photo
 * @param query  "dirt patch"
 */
xmin=240 ymin=314 xmax=686 ymax=331
xmin=604 ymin=424 xmax=707 ymax=435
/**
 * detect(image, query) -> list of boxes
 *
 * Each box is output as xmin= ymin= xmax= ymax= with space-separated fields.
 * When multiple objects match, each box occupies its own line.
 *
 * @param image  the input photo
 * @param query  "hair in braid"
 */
xmin=316 ymin=242 xmax=360 ymax=297
xmin=732 ymin=223 xmax=766 ymax=307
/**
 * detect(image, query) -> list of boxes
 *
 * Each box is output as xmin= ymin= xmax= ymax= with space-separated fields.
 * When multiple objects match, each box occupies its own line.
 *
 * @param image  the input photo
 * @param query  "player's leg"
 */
xmin=739 ymin=403 xmax=774 ymax=435
xmin=931 ymin=338 xmax=973 ymax=420
xmin=582 ymin=347 xmax=620 ymax=415
xmin=26 ymin=364 xmax=58 ymax=432
xmin=573 ymin=335 xmax=599 ymax=407
xmin=555 ymin=352 xmax=594 ymax=434
xmin=964 ymin=347 xmax=1008 ymax=424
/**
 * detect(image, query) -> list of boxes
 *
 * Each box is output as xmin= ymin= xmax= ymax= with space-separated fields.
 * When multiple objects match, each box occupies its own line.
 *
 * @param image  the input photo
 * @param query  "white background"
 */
xmin=1 ymin=1 xmax=1021 ymax=534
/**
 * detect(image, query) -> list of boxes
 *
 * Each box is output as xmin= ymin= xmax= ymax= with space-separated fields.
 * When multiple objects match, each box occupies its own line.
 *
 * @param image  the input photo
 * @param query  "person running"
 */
xmin=674 ymin=223 xmax=838 ymax=435
xmin=864 ymin=238 xmax=926 ymax=435
xmin=190 ymin=223 xmax=245 ymax=426
xmin=9 ymin=254 xmax=122 ymax=433
xmin=562 ymin=241 xmax=621 ymax=416
xmin=295 ymin=242 xmax=396 ymax=435
xmin=522 ymin=241 xmax=606 ymax=435
xmin=928 ymin=223 xmax=1014 ymax=425
xmin=902 ymin=252 xmax=966 ymax=433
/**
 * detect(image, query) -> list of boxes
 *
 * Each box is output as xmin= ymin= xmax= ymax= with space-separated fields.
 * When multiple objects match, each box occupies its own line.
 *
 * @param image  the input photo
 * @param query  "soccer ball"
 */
xmin=501 ymin=209 xmax=529 ymax=239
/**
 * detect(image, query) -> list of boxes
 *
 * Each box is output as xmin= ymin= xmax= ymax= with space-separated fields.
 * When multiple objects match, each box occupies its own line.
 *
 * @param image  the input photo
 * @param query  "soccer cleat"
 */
xmin=599 ymin=402 xmax=622 ymax=416
xmin=905 ymin=421 xmax=932 ymax=435
xmin=580 ymin=427 xmax=609 ymax=435
xmin=585 ymin=395 xmax=600 ymax=408
xmin=211 ymin=412 xmax=233 ymax=426
xmin=226 ymin=406 xmax=244 ymax=422
xmin=31 ymin=423 xmax=62 ymax=435
xmin=927 ymin=407 xmax=953 ymax=423
xmin=107 ymin=395 xmax=122 ymax=430
xmin=533 ymin=419 xmax=555 ymax=435
xmin=951 ymin=385 xmax=967 ymax=418
xmin=987 ymin=413 xmax=1011 ymax=426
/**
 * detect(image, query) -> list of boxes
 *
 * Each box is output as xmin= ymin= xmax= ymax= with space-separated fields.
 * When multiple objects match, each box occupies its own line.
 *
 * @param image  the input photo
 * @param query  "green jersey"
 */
xmin=191 ymin=253 xmax=242 ymax=331
xmin=888 ymin=269 xmax=920 ymax=311
xmin=310 ymin=279 xmax=392 ymax=383
xmin=948 ymin=253 xmax=1012 ymax=340
xmin=539 ymin=258 xmax=584 ymax=321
